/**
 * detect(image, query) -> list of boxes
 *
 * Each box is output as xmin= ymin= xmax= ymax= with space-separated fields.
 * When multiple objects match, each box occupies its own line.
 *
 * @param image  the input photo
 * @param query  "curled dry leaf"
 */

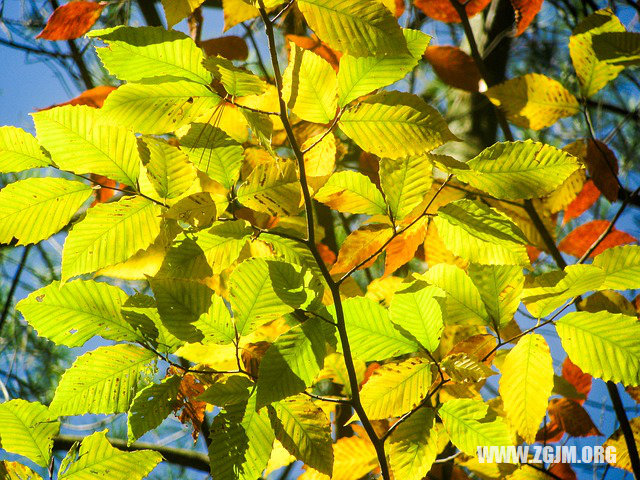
xmin=37 ymin=1 xmax=106 ymax=40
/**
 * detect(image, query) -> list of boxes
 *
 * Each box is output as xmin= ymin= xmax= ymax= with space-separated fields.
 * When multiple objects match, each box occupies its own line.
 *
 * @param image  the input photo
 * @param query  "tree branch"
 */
xmin=0 ymin=246 xmax=31 ymax=335
xmin=53 ymin=435 xmax=210 ymax=472
xmin=255 ymin=3 xmax=391 ymax=478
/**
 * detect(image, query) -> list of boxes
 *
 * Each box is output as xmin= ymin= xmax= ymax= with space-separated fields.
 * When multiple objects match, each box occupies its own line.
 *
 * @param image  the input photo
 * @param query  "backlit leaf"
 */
xmin=558 ymin=220 xmax=636 ymax=258
xmin=141 ymin=137 xmax=196 ymax=200
xmin=236 ymin=160 xmax=302 ymax=216
xmin=314 ymin=170 xmax=387 ymax=215
xmin=205 ymin=56 xmax=267 ymax=97
xmin=468 ymin=264 xmax=524 ymax=328
xmin=423 ymin=46 xmax=482 ymax=92
xmin=0 ymin=177 xmax=92 ymax=245
xmin=414 ymin=0 xmax=490 ymax=23
xmin=511 ymin=0 xmax=544 ymax=36
xmin=563 ymin=179 xmax=600 ymax=224
xmin=388 ymin=408 xmax=439 ymax=480
xmin=36 ymin=1 xmax=105 ymax=40
xmin=603 ymin=416 xmax=640 ymax=472
xmin=161 ymin=0 xmax=206 ymax=27
xmin=0 ymin=126 xmax=50 ymax=172
xmin=380 ymin=155 xmax=432 ymax=221
xmin=330 ymin=223 xmax=394 ymax=274
xmin=593 ymin=245 xmax=640 ymax=290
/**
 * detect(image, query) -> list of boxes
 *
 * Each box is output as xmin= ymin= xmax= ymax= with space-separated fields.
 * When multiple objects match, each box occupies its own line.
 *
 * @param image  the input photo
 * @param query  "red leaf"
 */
xmin=40 ymin=85 xmax=116 ymax=111
xmin=563 ymin=179 xmax=600 ymax=225
xmin=200 ymin=36 xmax=249 ymax=61
xmin=585 ymin=139 xmax=619 ymax=202
xmin=558 ymin=220 xmax=636 ymax=258
xmin=548 ymin=398 xmax=601 ymax=437
xmin=36 ymin=1 xmax=106 ymax=40
xmin=510 ymin=0 xmax=544 ymax=36
xmin=424 ymin=46 xmax=482 ymax=92
xmin=562 ymin=356 xmax=592 ymax=404
xmin=414 ymin=0 xmax=491 ymax=23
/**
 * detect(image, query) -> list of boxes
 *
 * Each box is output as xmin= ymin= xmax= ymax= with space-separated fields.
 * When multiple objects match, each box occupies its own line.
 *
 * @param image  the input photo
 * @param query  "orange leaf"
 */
xmin=361 ymin=363 xmax=380 ymax=387
xmin=91 ymin=174 xmax=116 ymax=206
xmin=526 ymin=245 xmax=541 ymax=263
xmin=36 ymin=1 xmax=106 ymax=40
xmin=393 ymin=0 xmax=406 ymax=18
xmin=510 ymin=0 xmax=544 ymax=36
xmin=285 ymin=34 xmax=341 ymax=72
xmin=383 ymin=216 xmax=428 ymax=277
xmin=424 ymin=46 xmax=482 ymax=92
xmin=40 ymin=85 xmax=116 ymax=111
xmin=563 ymin=179 xmax=600 ymax=225
xmin=558 ymin=220 xmax=636 ymax=258
xmin=200 ymin=36 xmax=249 ymax=61
xmin=447 ymin=334 xmax=497 ymax=365
xmin=549 ymin=462 xmax=577 ymax=480
xmin=561 ymin=356 xmax=591 ymax=404
xmin=316 ymin=242 xmax=337 ymax=267
xmin=548 ymin=398 xmax=601 ymax=437
xmin=414 ymin=0 xmax=491 ymax=23
xmin=330 ymin=224 xmax=394 ymax=275
xmin=584 ymin=139 xmax=619 ymax=202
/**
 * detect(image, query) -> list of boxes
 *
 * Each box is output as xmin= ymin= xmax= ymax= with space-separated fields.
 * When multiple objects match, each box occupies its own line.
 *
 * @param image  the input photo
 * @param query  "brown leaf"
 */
xmin=549 ymin=462 xmax=577 ymax=480
xmin=36 ymin=1 xmax=106 ymax=40
xmin=563 ymin=179 xmax=600 ymax=225
xmin=286 ymin=34 xmax=342 ymax=72
xmin=330 ymin=224 xmax=394 ymax=275
xmin=448 ymin=334 xmax=497 ymax=365
xmin=510 ymin=0 xmax=544 ymax=36
xmin=383 ymin=216 xmax=428 ymax=277
xmin=561 ymin=356 xmax=592 ymax=404
xmin=241 ymin=341 xmax=270 ymax=379
xmin=548 ymin=398 xmax=602 ymax=437
xmin=536 ymin=420 xmax=565 ymax=443
xmin=414 ymin=0 xmax=491 ymax=23
xmin=169 ymin=369 xmax=207 ymax=441
xmin=584 ymin=139 xmax=619 ymax=202
xmin=424 ymin=46 xmax=482 ymax=92
xmin=200 ymin=36 xmax=249 ymax=61
xmin=558 ymin=219 xmax=636 ymax=258
xmin=626 ymin=386 xmax=640 ymax=403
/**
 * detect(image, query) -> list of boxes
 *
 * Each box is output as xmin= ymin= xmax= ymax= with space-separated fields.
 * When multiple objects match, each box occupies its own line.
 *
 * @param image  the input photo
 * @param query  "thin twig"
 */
xmin=0 ymin=246 xmax=31 ymax=335
xmin=303 ymin=391 xmax=352 ymax=404
xmin=301 ymin=109 xmax=344 ymax=154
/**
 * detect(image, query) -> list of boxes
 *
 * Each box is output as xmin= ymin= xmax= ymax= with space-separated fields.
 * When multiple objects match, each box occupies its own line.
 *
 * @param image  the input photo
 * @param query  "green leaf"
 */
xmin=468 ymin=264 xmax=524 ymax=328
xmin=422 ymin=263 xmax=489 ymax=325
xmin=360 ymin=357 xmax=432 ymax=420
xmin=49 ymin=344 xmax=156 ymax=416
xmin=101 ymin=81 xmax=221 ymax=135
xmin=314 ymin=170 xmax=387 ymax=216
xmin=88 ymin=26 xmax=211 ymax=84
xmin=256 ymin=317 xmax=326 ymax=408
xmin=127 ymin=375 xmax=182 ymax=444
xmin=17 ymin=279 xmax=140 ymax=347
xmin=297 ymin=0 xmax=408 ymax=57
xmin=389 ymin=280 xmax=445 ymax=351
xmin=0 ymin=177 xmax=92 ymax=246
xmin=388 ymin=408 xmax=439 ymax=480
xmin=434 ymin=199 xmax=529 ymax=266
xmin=62 ymin=196 xmax=163 ymax=281
xmin=192 ymin=293 xmax=236 ymax=345
xmin=150 ymin=277 xmax=213 ymax=342
xmin=0 ymin=400 xmax=59 ymax=468
xmin=380 ymin=155 xmax=432 ymax=221
xmin=556 ymin=310 xmax=640 ymax=386
xmin=328 ymin=297 xmax=419 ymax=361
xmin=499 ymin=334 xmax=554 ymax=443
xmin=209 ymin=393 xmax=275 ymax=480
xmin=339 ymin=91 xmax=457 ymax=159
xmin=438 ymin=399 xmax=511 ymax=456
xmin=337 ymin=28 xmax=431 ymax=106
xmin=0 ymin=126 xmax=50 ymax=172
xmin=456 ymin=141 xmax=581 ymax=201
xmin=58 ymin=430 xmax=162 ymax=480
xmin=592 ymin=245 xmax=640 ymax=290
xmin=282 ymin=42 xmax=338 ymax=124
xmin=165 ymin=192 xmax=218 ymax=227
xmin=231 ymin=258 xmax=320 ymax=336
xmin=194 ymin=220 xmax=252 ymax=274
xmin=236 ymin=160 xmax=302 ymax=216
xmin=258 ymin=233 xmax=321 ymax=275
xmin=178 ymin=123 xmax=244 ymax=189
xmin=141 ymin=137 xmax=196 ymax=200
xmin=269 ymin=395 xmax=333 ymax=475
xmin=205 ymin=56 xmax=267 ymax=97
xmin=199 ymin=375 xmax=252 ymax=406
xmin=569 ymin=8 xmax=625 ymax=97
xmin=32 ymin=105 xmax=140 ymax=185
xmin=522 ymin=264 xmax=605 ymax=317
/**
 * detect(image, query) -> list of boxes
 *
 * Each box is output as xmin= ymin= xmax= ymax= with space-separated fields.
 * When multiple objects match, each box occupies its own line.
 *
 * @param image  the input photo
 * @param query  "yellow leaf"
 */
xmin=161 ymin=0 xmax=205 ymax=28
xmin=603 ymin=416 xmax=640 ymax=472
xmin=484 ymin=73 xmax=580 ymax=130
xmin=330 ymin=224 xmax=394 ymax=274
xmin=499 ymin=334 xmax=553 ymax=443
xmin=302 ymin=132 xmax=336 ymax=193
xmin=222 ymin=0 xmax=259 ymax=31
xmin=236 ymin=160 xmax=302 ymax=216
